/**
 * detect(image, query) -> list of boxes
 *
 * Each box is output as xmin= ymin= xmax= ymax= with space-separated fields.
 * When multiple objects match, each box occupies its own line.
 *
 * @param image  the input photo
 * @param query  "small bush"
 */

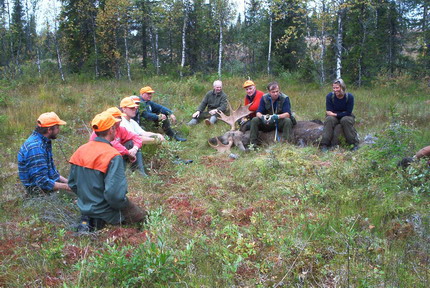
xmin=76 ymin=237 xmax=193 ymax=287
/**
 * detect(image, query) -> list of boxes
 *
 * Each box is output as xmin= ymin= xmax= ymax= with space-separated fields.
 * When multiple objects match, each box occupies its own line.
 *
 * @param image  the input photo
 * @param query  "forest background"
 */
xmin=0 ymin=0 xmax=429 ymax=83
xmin=0 ymin=0 xmax=430 ymax=287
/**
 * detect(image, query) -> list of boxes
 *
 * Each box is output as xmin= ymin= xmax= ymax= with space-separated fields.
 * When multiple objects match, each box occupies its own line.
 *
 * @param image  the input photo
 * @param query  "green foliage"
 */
xmin=365 ymin=119 xmax=416 ymax=166
xmin=1 ymin=76 xmax=429 ymax=287
xmin=76 ymin=237 xmax=193 ymax=287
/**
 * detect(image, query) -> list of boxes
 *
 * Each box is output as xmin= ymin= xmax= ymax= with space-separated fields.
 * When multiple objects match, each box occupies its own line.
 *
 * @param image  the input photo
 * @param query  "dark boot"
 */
xmin=135 ymin=151 xmax=148 ymax=177
xmin=166 ymin=127 xmax=186 ymax=142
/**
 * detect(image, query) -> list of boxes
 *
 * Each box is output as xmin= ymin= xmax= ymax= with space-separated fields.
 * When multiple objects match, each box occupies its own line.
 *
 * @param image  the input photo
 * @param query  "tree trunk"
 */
xmin=218 ymin=18 xmax=223 ymax=79
xmin=124 ymin=28 xmax=131 ymax=82
xmin=92 ymin=20 xmax=99 ymax=78
xmin=320 ymin=1 xmax=326 ymax=84
xmin=180 ymin=1 xmax=188 ymax=78
xmin=54 ymin=34 xmax=65 ymax=82
xmin=155 ymin=30 xmax=159 ymax=75
xmin=335 ymin=9 xmax=343 ymax=79
xmin=36 ymin=47 xmax=41 ymax=77
xmin=267 ymin=13 xmax=272 ymax=75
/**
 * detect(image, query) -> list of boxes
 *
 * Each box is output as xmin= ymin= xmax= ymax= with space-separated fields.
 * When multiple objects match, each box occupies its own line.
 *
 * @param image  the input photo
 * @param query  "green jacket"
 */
xmin=197 ymin=90 xmax=228 ymax=113
xmin=69 ymin=137 xmax=129 ymax=224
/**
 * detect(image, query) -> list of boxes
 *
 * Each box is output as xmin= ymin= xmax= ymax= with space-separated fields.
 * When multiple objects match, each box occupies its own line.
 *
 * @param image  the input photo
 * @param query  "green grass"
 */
xmin=0 ymin=74 xmax=429 ymax=287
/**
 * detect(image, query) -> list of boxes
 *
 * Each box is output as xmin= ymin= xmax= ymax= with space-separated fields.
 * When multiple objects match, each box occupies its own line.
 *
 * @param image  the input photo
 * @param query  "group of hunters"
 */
xmin=17 ymin=78 xmax=371 ymax=231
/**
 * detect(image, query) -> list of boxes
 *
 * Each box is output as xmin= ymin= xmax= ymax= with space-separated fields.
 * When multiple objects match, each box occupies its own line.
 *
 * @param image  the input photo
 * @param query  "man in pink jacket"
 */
xmin=90 ymin=107 xmax=145 ymax=176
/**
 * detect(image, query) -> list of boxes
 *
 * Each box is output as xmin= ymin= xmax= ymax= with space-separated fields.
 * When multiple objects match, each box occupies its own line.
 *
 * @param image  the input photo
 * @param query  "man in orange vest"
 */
xmin=69 ymin=111 xmax=147 ymax=232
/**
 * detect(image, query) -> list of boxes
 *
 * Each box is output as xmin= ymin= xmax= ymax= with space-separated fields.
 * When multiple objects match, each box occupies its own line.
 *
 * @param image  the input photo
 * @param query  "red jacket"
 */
xmin=89 ymin=126 xmax=142 ymax=156
xmin=245 ymin=90 xmax=264 ymax=118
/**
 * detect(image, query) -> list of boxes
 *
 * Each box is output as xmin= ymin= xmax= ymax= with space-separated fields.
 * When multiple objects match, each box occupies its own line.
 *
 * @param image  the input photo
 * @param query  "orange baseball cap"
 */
xmin=105 ymin=107 xmax=126 ymax=118
xmin=130 ymin=95 xmax=140 ymax=103
xmin=120 ymin=97 xmax=139 ymax=108
xmin=243 ymin=80 xmax=255 ymax=88
xmin=37 ymin=112 xmax=67 ymax=127
xmin=140 ymin=86 xmax=155 ymax=94
xmin=91 ymin=111 xmax=121 ymax=132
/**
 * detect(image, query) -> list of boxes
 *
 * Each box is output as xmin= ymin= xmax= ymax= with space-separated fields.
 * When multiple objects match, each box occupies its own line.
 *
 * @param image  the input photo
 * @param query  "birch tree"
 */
xmin=180 ymin=0 xmax=190 ymax=77
xmin=335 ymin=0 xmax=346 ymax=79
xmin=213 ymin=0 xmax=234 ymax=78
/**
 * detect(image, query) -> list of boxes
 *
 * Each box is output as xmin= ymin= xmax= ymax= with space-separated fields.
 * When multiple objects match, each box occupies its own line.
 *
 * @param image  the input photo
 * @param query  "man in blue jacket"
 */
xmin=18 ymin=112 xmax=71 ymax=196
xmin=249 ymin=82 xmax=294 ymax=146
xmin=136 ymin=86 xmax=186 ymax=142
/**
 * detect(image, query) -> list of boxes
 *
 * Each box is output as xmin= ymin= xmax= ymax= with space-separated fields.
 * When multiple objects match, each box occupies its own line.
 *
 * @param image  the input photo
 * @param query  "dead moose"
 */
xmin=208 ymin=102 xmax=346 ymax=152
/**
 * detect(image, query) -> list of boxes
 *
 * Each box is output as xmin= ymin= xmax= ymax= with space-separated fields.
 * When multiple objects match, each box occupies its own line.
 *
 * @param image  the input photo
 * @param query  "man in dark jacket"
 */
xmin=69 ymin=111 xmax=147 ymax=232
xmin=136 ymin=86 xmax=186 ymax=142
xmin=187 ymin=80 xmax=228 ymax=126
xmin=249 ymin=82 xmax=294 ymax=145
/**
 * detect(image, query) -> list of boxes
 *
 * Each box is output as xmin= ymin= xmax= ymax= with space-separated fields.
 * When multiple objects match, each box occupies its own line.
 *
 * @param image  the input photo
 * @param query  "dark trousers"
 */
xmin=145 ymin=119 xmax=175 ymax=137
xmin=121 ymin=200 xmax=148 ymax=224
xmin=250 ymin=117 xmax=293 ymax=144
xmin=321 ymin=116 xmax=358 ymax=146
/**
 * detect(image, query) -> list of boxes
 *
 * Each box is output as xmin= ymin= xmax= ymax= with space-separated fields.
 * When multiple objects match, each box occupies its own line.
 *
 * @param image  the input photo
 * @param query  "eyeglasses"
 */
xmin=126 ymin=107 xmax=137 ymax=110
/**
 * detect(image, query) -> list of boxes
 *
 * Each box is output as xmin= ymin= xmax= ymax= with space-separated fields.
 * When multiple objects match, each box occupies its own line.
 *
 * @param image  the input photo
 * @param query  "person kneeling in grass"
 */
xmin=69 ymin=111 xmax=147 ymax=232
xmin=18 ymin=112 xmax=71 ymax=196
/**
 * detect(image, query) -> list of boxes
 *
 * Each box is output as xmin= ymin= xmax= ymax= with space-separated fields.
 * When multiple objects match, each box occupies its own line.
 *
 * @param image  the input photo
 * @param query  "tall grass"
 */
xmin=0 ymin=74 xmax=429 ymax=287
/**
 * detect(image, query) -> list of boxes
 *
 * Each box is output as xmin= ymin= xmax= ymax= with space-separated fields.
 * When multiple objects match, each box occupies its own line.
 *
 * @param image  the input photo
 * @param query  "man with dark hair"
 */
xmin=69 ymin=111 xmax=147 ymax=232
xmin=136 ymin=86 xmax=186 ymax=142
xmin=18 ymin=112 xmax=71 ymax=196
xmin=249 ymin=82 xmax=294 ymax=145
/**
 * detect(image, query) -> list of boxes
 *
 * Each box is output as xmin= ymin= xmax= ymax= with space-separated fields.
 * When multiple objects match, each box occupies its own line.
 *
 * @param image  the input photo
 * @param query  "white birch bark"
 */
xmin=54 ymin=34 xmax=65 ymax=82
xmin=218 ymin=18 xmax=223 ymax=78
xmin=36 ymin=47 xmax=41 ymax=76
xmin=52 ymin=6 xmax=64 ymax=82
xmin=267 ymin=13 xmax=272 ymax=75
xmin=124 ymin=29 xmax=131 ymax=82
xmin=180 ymin=0 xmax=188 ymax=77
xmin=335 ymin=9 xmax=343 ymax=79
xmin=155 ymin=30 xmax=159 ymax=75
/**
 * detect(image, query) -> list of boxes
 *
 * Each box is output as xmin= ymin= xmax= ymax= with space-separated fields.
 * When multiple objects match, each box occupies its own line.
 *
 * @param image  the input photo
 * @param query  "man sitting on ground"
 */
xmin=90 ymin=107 xmax=145 ymax=176
xmin=240 ymin=80 xmax=264 ymax=132
xmin=136 ymin=86 xmax=186 ymax=142
xmin=18 ymin=112 xmax=71 ymax=196
xmin=69 ymin=111 xmax=147 ymax=232
xmin=249 ymin=81 xmax=294 ymax=145
xmin=187 ymin=80 xmax=228 ymax=126
xmin=120 ymin=97 xmax=165 ymax=176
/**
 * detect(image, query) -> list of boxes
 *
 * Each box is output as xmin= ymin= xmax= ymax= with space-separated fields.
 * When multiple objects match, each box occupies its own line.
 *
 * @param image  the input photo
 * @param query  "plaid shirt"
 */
xmin=18 ymin=131 xmax=60 ymax=191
